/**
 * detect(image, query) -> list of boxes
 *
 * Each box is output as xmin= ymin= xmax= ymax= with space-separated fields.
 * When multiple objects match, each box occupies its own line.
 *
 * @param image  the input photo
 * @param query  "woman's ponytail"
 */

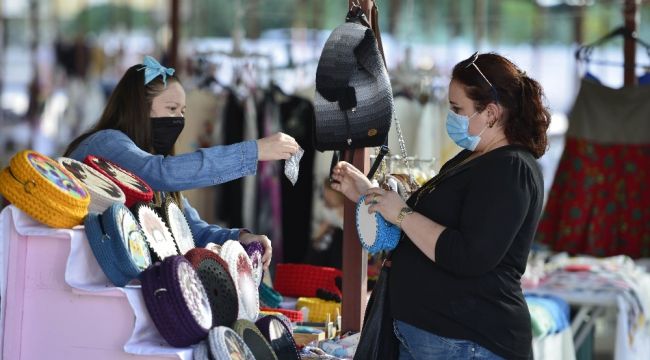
xmin=510 ymin=75 xmax=550 ymax=159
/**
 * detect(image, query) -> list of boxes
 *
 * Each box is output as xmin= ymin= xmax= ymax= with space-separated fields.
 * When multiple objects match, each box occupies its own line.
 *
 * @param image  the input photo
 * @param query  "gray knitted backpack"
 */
xmin=314 ymin=8 xmax=393 ymax=152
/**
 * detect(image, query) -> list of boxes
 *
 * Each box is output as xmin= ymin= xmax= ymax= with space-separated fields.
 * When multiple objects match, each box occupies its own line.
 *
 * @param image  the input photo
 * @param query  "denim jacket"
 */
xmin=68 ymin=129 xmax=258 ymax=246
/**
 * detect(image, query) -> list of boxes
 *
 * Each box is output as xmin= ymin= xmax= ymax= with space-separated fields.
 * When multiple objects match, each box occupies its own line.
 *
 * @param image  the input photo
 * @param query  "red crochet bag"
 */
xmin=274 ymin=263 xmax=342 ymax=299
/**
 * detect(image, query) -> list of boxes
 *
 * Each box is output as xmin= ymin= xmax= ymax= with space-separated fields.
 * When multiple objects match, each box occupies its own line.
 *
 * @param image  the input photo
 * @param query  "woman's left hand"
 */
xmin=239 ymin=232 xmax=272 ymax=269
xmin=364 ymin=187 xmax=408 ymax=225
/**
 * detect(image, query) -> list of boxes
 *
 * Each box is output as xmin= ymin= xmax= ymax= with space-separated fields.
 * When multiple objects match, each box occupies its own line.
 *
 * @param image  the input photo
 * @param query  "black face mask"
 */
xmin=151 ymin=117 xmax=185 ymax=156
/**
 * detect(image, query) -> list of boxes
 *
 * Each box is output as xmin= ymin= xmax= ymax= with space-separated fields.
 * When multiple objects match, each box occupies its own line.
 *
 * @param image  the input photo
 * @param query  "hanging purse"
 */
xmin=353 ymin=256 xmax=398 ymax=360
xmin=313 ymin=4 xmax=393 ymax=151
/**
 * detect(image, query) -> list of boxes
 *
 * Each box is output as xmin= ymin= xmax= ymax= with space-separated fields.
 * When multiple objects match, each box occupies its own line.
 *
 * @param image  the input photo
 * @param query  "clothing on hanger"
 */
xmin=537 ymin=79 xmax=650 ymax=258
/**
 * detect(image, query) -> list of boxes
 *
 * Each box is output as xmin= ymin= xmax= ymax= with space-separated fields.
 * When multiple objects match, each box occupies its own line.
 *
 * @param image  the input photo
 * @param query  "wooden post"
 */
xmin=168 ymin=0 xmax=180 ymax=69
xmin=473 ymin=0 xmax=485 ymax=49
xmin=623 ymin=0 xmax=638 ymax=87
xmin=341 ymin=0 xmax=372 ymax=335
xmin=26 ymin=0 xmax=40 ymax=149
xmin=0 ymin=0 xmax=4 ymax=126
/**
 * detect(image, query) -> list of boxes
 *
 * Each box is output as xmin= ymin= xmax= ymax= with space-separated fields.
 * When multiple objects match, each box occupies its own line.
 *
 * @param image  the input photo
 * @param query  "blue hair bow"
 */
xmin=139 ymin=56 xmax=175 ymax=86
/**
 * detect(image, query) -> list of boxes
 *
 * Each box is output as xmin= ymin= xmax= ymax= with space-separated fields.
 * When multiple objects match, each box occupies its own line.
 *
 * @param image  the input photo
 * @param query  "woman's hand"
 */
xmin=239 ymin=232 xmax=272 ymax=269
xmin=330 ymin=161 xmax=373 ymax=203
xmin=364 ymin=187 xmax=408 ymax=225
xmin=257 ymin=132 xmax=300 ymax=161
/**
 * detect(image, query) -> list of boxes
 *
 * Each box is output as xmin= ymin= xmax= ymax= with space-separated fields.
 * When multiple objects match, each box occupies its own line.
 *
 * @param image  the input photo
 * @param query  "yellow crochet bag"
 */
xmin=296 ymin=297 xmax=341 ymax=323
xmin=0 ymin=150 xmax=90 ymax=228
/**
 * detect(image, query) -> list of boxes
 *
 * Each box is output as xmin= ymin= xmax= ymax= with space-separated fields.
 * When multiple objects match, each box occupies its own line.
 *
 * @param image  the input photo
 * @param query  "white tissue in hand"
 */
xmin=284 ymin=147 xmax=304 ymax=186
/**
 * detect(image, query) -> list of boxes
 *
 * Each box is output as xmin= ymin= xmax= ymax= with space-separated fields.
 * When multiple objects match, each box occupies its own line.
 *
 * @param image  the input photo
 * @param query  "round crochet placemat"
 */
xmin=133 ymin=202 xmax=179 ymax=262
xmin=0 ymin=150 xmax=89 ymax=228
xmin=232 ymin=319 xmax=278 ymax=360
xmin=220 ymin=240 xmax=260 ymax=322
xmin=84 ymin=155 xmax=153 ymax=207
xmin=58 ymin=157 xmax=125 ymax=213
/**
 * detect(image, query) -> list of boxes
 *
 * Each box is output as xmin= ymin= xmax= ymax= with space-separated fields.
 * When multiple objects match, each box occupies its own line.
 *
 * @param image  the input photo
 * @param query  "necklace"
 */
xmin=414 ymin=152 xmax=474 ymax=206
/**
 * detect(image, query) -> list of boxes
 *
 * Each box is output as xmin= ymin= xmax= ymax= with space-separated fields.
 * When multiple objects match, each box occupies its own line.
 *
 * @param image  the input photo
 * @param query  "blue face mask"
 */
xmin=445 ymin=110 xmax=488 ymax=151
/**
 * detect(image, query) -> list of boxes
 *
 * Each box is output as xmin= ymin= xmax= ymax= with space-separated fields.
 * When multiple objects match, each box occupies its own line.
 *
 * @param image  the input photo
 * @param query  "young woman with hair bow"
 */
xmin=65 ymin=56 xmax=300 ymax=268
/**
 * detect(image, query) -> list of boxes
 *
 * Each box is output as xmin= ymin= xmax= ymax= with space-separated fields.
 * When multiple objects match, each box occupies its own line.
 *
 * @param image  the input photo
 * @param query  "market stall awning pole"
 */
xmin=168 ymin=0 xmax=180 ymax=69
xmin=0 ymin=0 xmax=4 ymax=126
xmin=623 ymin=0 xmax=638 ymax=86
xmin=341 ymin=0 xmax=373 ymax=334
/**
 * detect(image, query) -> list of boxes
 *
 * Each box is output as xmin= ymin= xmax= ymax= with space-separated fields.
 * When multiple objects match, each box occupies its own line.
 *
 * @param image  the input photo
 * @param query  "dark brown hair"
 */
xmin=452 ymin=52 xmax=550 ymax=158
xmin=64 ymin=64 xmax=183 ymax=206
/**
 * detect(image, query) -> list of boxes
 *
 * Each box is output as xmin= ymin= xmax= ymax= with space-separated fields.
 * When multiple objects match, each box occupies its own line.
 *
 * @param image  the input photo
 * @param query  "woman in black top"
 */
xmin=331 ymin=52 xmax=550 ymax=360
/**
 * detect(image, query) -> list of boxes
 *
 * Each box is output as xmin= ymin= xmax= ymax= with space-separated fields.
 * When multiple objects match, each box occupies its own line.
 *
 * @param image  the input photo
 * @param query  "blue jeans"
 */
xmin=393 ymin=320 xmax=505 ymax=360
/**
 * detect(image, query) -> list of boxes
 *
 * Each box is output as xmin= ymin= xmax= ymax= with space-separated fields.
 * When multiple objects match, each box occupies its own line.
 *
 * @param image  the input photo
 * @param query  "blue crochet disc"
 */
xmin=355 ymin=195 xmax=401 ymax=254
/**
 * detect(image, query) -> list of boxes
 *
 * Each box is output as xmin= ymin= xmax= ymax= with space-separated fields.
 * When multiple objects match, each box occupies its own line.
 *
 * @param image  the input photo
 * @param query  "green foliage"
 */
xmin=63 ymin=4 xmax=153 ymax=35
xmin=58 ymin=0 xmax=650 ymax=46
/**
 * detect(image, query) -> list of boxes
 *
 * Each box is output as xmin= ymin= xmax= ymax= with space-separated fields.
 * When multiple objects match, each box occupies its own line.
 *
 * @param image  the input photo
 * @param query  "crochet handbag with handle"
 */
xmin=313 ymin=5 xmax=393 ymax=152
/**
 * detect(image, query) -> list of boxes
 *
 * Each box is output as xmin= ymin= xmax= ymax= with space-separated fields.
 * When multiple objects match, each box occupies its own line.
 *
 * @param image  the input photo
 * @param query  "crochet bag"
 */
xmin=0 ymin=150 xmax=90 ymax=228
xmin=84 ymin=155 xmax=153 ymax=207
xmin=140 ymin=255 xmax=212 ymax=347
xmin=355 ymin=194 xmax=401 ymax=254
xmin=158 ymin=196 xmax=195 ymax=255
xmin=220 ymin=240 xmax=260 ymax=322
xmin=84 ymin=203 xmax=152 ymax=287
xmin=132 ymin=202 xmax=179 ymax=263
xmin=313 ymin=5 xmax=393 ymax=151
xmin=58 ymin=157 xmax=126 ymax=213
xmin=232 ymin=319 xmax=278 ymax=360
xmin=184 ymin=248 xmax=239 ymax=327
xmin=255 ymin=315 xmax=301 ymax=360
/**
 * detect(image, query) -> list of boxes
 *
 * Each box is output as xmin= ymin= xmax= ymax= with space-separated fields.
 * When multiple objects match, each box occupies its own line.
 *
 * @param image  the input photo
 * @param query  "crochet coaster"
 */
xmin=220 ymin=240 xmax=260 ymax=322
xmin=356 ymin=195 xmax=401 ymax=253
xmin=259 ymin=283 xmax=283 ymax=309
xmin=255 ymin=315 xmax=301 ymax=360
xmin=0 ymin=150 xmax=90 ymax=228
xmin=232 ymin=319 xmax=278 ymax=360
xmin=241 ymin=241 xmax=264 ymax=287
xmin=84 ymin=155 xmax=153 ymax=207
xmin=274 ymin=263 xmax=342 ymax=299
xmin=207 ymin=327 xmax=255 ymax=360
xmin=159 ymin=196 xmax=195 ymax=255
xmin=140 ymin=255 xmax=212 ymax=347
xmin=133 ymin=202 xmax=179 ymax=262
xmin=58 ymin=157 xmax=125 ymax=213
xmin=185 ymin=248 xmax=239 ymax=327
